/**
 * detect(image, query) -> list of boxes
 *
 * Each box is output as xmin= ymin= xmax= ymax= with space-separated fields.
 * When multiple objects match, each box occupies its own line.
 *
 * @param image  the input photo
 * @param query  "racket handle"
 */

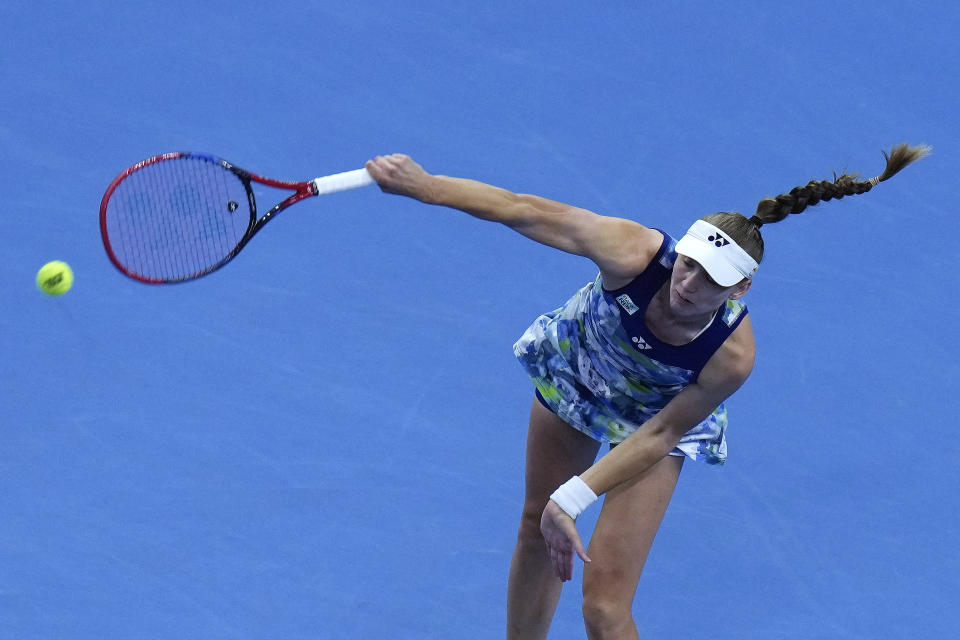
xmin=312 ymin=168 xmax=375 ymax=195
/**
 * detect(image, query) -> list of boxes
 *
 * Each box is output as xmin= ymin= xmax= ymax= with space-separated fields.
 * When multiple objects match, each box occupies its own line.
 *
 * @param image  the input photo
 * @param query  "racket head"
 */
xmin=99 ymin=152 xmax=257 ymax=283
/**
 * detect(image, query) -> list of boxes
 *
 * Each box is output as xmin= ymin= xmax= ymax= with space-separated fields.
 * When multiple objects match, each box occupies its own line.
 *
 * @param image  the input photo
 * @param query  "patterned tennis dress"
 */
xmin=513 ymin=231 xmax=748 ymax=464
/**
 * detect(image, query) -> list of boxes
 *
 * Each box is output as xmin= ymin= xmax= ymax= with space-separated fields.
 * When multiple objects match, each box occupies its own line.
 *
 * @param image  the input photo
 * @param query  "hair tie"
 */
xmin=868 ymin=176 xmax=881 ymax=187
xmin=748 ymin=215 xmax=764 ymax=228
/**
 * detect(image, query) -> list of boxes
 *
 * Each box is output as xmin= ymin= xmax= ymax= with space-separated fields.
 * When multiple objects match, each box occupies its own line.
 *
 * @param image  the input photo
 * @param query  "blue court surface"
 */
xmin=2 ymin=2 xmax=958 ymax=638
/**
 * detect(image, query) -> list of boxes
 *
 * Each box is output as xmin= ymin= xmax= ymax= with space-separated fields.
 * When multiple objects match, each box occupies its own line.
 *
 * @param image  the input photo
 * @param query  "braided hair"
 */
xmin=702 ymin=143 xmax=930 ymax=265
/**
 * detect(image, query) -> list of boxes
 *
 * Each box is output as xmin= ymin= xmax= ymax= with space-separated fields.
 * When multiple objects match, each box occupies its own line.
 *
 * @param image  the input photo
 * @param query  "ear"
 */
xmin=728 ymin=279 xmax=752 ymax=300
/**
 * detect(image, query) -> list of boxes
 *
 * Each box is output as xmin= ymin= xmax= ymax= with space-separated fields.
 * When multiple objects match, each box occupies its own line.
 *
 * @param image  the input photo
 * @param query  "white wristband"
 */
xmin=549 ymin=476 xmax=598 ymax=520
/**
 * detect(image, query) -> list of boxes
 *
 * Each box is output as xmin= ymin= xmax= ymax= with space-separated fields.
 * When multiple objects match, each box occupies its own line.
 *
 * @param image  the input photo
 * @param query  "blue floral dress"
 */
xmin=513 ymin=231 xmax=748 ymax=464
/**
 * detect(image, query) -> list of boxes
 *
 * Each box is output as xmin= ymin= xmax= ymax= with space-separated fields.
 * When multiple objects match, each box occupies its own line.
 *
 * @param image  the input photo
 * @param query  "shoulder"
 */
xmin=697 ymin=315 xmax=756 ymax=394
xmin=597 ymin=224 xmax=666 ymax=290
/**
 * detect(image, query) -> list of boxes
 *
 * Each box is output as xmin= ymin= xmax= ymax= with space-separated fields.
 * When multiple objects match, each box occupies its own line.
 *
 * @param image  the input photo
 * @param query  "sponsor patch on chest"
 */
xmin=616 ymin=294 xmax=640 ymax=315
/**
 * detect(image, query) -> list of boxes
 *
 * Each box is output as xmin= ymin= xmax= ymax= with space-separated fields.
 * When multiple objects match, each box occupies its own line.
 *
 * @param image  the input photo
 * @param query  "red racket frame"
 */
xmin=100 ymin=152 xmax=321 ymax=284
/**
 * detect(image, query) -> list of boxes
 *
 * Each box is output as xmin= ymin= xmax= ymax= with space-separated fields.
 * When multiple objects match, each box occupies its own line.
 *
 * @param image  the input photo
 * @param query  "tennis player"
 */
xmin=365 ymin=144 xmax=927 ymax=640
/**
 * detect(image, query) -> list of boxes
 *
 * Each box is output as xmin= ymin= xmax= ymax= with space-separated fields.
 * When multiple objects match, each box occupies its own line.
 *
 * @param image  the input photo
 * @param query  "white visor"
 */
xmin=674 ymin=220 xmax=758 ymax=287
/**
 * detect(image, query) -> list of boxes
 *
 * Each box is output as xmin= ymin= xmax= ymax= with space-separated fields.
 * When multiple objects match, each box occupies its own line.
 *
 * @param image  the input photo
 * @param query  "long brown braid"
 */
xmin=703 ymin=143 xmax=930 ymax=266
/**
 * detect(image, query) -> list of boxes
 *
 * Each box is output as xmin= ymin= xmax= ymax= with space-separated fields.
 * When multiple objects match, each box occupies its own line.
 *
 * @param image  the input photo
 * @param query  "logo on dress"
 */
xmin=616 ymin=294 xmax=640 ymax=315
xmin=709 ymin=233 xmax=730 ymax=247
xmin=632 ymin=336 xmax=652 ymax=350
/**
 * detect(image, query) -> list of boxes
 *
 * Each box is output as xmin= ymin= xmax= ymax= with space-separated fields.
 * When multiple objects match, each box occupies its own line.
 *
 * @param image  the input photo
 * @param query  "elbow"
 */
xmin=504 ymin=195 xmax=543 ymax=229
xmin=649 ymin=421 xmax=689 ymax=457
xmin=510 ymin=195 xmax=583 ymax=231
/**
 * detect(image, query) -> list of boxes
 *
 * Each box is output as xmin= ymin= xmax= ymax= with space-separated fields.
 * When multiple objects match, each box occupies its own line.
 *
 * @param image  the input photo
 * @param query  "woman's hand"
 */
xmin=540 ymin=500 xmax=591 ymax=582
xmin=365 ymin=154 xmax=435 ymax=202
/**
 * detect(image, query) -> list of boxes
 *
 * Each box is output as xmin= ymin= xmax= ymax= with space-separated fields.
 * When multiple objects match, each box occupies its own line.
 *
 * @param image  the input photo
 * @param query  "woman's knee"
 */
xmin=581 ymin=563 xmax=637 ymax=636
xmin=515 ymin=501 xmax=547 ymax=545
xmin=581 ymin=590 xmax=634 ymax=637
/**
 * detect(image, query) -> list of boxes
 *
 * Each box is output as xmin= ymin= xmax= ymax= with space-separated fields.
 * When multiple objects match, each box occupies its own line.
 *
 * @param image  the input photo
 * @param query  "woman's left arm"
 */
xmin=541 ymin=317 xmax=756 ymax=579
xmin=583 ymin=317 xmax=755 ymax=493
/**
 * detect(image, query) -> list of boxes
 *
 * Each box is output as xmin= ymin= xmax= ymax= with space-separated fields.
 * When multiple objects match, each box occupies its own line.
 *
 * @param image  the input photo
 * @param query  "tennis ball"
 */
xmin=36 ymin=260 xmax=74 ymax=296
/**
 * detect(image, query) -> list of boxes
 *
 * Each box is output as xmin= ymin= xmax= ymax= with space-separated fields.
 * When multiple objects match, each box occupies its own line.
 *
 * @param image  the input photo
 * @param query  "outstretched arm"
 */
xmin=366 ymin=154 xmax=662 ymax=284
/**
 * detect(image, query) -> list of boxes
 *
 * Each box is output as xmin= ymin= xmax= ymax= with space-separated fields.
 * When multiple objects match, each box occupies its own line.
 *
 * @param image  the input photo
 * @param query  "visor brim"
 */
xmin=674 ymin=235 xmax=746 ymax=287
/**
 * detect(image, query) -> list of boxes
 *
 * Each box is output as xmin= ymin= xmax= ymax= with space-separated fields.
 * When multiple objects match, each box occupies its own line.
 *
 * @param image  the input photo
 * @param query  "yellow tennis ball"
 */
xmin=36 ymin=260 xmax=74 ymax=296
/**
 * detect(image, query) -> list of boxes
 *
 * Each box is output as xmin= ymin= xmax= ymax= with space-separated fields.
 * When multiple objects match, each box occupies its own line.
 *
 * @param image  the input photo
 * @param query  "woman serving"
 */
xmin=365 ymin=143 xmax=928 ymax=640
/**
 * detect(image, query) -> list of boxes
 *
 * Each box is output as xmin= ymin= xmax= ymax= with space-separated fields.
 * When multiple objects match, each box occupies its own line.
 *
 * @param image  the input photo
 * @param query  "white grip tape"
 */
xmin=312 ymin=168 xmax=375 ymax=195
xmin=549 ymin=476 xmax=598 ymax=520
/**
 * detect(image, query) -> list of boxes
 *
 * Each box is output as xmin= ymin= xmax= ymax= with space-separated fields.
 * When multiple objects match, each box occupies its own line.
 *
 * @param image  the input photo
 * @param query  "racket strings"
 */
xmin=105 ymin=156 xmax=251 ymax=281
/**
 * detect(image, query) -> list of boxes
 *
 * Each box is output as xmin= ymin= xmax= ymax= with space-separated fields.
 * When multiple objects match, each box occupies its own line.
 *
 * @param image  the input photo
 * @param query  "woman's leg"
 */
xmin=581 ymin=453 xmax=684 ymax=640
xmin=507 ymin=397 xmax=602 ymax=640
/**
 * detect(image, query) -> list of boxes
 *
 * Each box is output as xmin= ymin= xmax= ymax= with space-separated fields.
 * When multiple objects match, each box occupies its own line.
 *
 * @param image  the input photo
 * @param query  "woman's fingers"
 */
xmin=541 ymin=501 xmax=591 ymax=581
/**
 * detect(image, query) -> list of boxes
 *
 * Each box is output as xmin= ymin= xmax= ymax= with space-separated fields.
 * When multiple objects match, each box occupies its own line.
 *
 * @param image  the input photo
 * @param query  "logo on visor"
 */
xmin=709 ymin=233 xmax=730 ymax=247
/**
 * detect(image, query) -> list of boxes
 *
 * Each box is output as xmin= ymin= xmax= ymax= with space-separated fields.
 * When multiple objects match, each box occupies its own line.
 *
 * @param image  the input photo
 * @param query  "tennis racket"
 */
xmin=99 ymin=152 xmax=374 ymax=283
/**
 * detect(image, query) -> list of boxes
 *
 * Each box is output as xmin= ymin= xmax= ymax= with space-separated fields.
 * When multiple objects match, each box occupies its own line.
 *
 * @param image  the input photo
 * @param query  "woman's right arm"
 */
xmin=365 ymin=154 xmax=662 ymax=284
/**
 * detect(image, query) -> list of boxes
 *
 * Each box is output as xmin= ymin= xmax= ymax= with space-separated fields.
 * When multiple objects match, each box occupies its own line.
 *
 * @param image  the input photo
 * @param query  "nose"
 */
xmin=679 ymin=266 xmax=700 ymax=292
